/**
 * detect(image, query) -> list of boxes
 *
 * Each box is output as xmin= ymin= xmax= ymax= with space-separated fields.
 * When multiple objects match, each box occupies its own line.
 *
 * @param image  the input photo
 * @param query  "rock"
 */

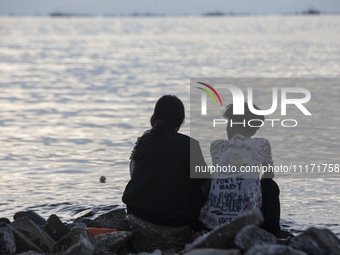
xmin=53 ymin=228 xmax=96 ymax=254
xmin=135 ymin=249 xmax=163 ymax=255
xmin=0 ymin=218 xmax=11 ymax=224
xmin=74 ymin=217 xmax=92 ymax=226
xmin=0 ymin=224 xmax=16 ymax=255
xmin=277 ymin=229 xmax=295 ymax=239
xmin=10 ymin=216 xmax=55 ymax=254
xmin=67 ymin=222 xmax=88 ymax=230
xmin=184 ymin=248 xmax=241 ymax=255
xmin=88 ymin=209 xmax=129 ymax=230
xmin=191 ymin=231 xmax=205 ymax=241
xmin=277 ymin=238 xmax=291 ymax=245
xmin=94 ymin=231 xmax=132 ymax=253
xmin=125 ymin=214 xmax=192 ymax=253
xmin=13 ymin=211 xmax=46 ymax=226
xmin=7 ymin=225 xmax=43 ymax=254
xmin=234 ymin=224 xmax=277 ymax=251
xmin=74 ymin=208 xmax=97 ymax=218
xmin=244 ymin=244 xmax=307 ymax=255
xmin=62 ymin=238 xmax=95 ymax=255
xmin=185 ymin=210 xmax=264 ymax=251
xmin=117 ymin=247 xmax=133 ymax=255
xmin=289 ymin=227 xmax=340 ymax=255
xmin=44 ymin=214 xmax=70 ymax=241
xmin=14 ymin=251 xmax=43 ymax=255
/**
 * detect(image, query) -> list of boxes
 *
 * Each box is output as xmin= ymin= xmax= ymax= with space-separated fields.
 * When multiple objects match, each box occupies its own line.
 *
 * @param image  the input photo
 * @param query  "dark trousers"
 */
xmin=261 ymin=178 xmax=281 ymax=236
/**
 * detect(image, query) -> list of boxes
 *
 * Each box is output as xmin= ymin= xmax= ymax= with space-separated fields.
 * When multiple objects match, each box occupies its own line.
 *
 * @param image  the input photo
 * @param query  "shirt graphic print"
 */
xmin=200 ymin=133 xmax=273 ymax=229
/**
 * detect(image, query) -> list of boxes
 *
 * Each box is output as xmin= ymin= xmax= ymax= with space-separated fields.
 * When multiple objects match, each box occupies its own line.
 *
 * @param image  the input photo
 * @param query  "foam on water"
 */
xmin=0 ymin=15 xmax=339 ymax=236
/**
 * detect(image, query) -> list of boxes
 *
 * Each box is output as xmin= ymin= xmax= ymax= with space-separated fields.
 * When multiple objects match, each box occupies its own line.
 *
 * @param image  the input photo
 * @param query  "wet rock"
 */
xmin=74 ymin=216 xmax=92 ymax=226
xmin=234 ymin=224 xmax=277 ymax=251
xmin=94 ymin=231 xmax=132 ymax=253
xmin=125 ymin=214 xmax=192 ymax=253
xmin=289 ymin=227 xmax=340 ymax=255
xmin=88 ymin=209 xmax=129 ymax=230
xmin=191 ymin=231 xmax=205 ymax=241
xmin=53 ymin=228 xmax=96 ymax=254
xmin=135 ymin=249 xmax=163 ymax=255
xmin=244 ymin=244 xmax=307 ymax=255
xmin=0 ymin=218 xmax=11 ymax=224
xmin=185 ymin=210 xmax=264 ymax=251
xmin=67 ymin=222 xmax=87 ymax=230
xmin=10 ymin=217 xmax=55 ymax=253
xmin=277 ymin=229 xmax=295 ymax=239
xmin=62 ymin=238 xmax=95 ymax=255
xmin=184 ymin=248 xmax=241 ymax=255
xmin=14 ymin=251 xmax=43 ymax=255
xmin=0 ymin=224 xmax=16 ymax=255
xmin=44 ymin=214 xmax=71 ymax=241
xmin=74 ymin=208 xmax=97 ymax=218
xmin=13 ymin=211 xmax=46 ymax=226
xmin=7 ymin=225 xmax=43 ymax=254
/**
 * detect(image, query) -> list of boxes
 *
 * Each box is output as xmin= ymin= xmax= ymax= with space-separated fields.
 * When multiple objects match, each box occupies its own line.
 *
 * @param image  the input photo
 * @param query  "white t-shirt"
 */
xmin=200 ymin=133 xmax=274 ymax=229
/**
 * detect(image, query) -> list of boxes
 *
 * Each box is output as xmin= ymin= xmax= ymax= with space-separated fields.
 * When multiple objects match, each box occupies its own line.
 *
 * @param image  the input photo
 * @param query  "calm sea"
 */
xmin=0 ymin=15 xmax=339 ymax=236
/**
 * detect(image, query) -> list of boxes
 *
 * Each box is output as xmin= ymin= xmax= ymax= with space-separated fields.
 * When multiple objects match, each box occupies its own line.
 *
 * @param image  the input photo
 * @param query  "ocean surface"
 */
xmin=0 ymin=15 xmax=339 ymax=236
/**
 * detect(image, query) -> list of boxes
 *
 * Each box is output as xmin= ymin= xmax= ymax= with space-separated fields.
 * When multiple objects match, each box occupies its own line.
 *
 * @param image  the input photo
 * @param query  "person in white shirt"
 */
xmin=200 ymin=103 xmax=281 ymax=236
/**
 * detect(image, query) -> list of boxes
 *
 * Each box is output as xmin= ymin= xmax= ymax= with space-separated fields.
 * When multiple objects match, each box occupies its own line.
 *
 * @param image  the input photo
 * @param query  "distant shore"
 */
xmin=1 ymin=9 xmax=340 ymax=18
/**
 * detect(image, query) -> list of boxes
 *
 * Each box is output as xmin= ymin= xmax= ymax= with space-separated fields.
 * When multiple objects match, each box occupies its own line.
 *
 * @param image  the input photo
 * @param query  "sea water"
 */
xmin=0 ymin=15 xmax=339 ymax=236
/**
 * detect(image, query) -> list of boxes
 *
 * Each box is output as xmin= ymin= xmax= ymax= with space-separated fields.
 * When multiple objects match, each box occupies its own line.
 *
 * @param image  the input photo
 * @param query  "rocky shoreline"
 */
xmin=0 ymin=209 xmax=339 ymax=255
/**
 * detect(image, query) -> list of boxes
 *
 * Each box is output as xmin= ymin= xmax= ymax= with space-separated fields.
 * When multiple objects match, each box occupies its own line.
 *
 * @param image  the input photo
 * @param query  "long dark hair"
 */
xmin=150 ymin=95 xmax=185 ymax=136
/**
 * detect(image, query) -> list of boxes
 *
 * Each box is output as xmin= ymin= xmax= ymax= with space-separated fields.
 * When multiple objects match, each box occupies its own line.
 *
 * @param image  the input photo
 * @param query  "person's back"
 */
xmin=122 ymin=95 xmax=210 ymax=229
xmin=200 ymin=134 xmax=273 ymax=228
xmin=200 ymin=103 xmax=280 ymax=235
xmin=123 ymin=128 xmax=206 ymax=227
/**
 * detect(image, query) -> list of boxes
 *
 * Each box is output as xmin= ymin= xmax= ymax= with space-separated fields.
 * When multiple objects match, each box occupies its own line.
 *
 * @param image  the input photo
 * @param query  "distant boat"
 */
xmin=130 ymin=12 xmax=166 ymax=17
xmin=49 ymin=12 xmax=69 ymax=17
xmin=203 ymin=11 xmax=225 ymax=16
xmin=302 ymin=8 xmax=321 ymax=15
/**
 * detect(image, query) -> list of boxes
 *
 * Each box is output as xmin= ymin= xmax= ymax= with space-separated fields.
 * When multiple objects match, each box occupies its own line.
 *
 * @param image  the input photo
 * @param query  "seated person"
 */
xmin=122 ymin=95 xmax=210 ymax=230
xmin=200 ymin=103 xmax=281 ymax=236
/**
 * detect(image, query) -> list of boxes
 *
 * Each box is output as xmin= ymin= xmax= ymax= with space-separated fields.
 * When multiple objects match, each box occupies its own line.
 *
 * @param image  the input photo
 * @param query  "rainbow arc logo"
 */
xmin=196 ymin=82 xmax=223 ymax=106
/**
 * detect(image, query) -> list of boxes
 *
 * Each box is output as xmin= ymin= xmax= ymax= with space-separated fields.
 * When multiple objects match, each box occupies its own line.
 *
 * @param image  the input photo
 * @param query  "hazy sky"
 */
xmin=0 ymin=0 xmax=339 ymax=15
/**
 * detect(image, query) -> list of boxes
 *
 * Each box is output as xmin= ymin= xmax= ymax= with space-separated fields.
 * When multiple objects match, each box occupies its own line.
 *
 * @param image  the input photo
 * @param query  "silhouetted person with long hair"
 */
xmin=123 ymin=95 xmax=210 ymax=230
